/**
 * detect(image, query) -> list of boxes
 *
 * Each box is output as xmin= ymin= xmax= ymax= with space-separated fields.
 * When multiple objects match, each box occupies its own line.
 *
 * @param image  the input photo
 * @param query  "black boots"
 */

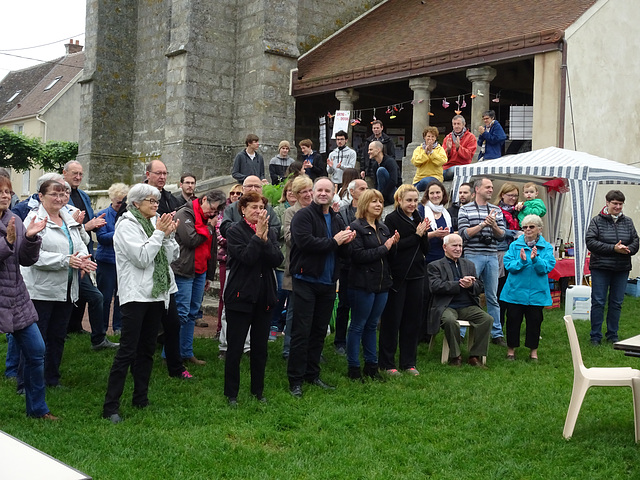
xmin=363 ymin=363 xmax=383 ymax=381
xmin=348 ymin=366 xmax=363 ymax=381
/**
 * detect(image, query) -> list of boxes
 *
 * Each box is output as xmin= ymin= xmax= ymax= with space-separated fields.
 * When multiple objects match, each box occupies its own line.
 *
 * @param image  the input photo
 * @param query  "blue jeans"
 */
xmin=443 ymin=168 xmax=454 ymax=181
xmin=270 ymin=270 xmax=288 ymax=331
xmin=590 ymin=268 xmax=628 ymax=342
xmin=96 ymin=261 xmax=121 ymax=331
xmin=175 ymin=273 xmax=207 ymax=359
xmin=13 ymin=323 xmax=49 ymax=417
xmin=5 ymin=333 xmax=18 ymax=378
xmin=346 ymin=289 xmax=388 ymax=368
xmin=465 ymin=253 xmax=503 ymax=338
xmin=283 ymin=294 xmax=294 ymax=357
xmin=414 ymin=176 xmax=439 ymax=192
xmin=376 ymin=167 xmax=391 ymax=194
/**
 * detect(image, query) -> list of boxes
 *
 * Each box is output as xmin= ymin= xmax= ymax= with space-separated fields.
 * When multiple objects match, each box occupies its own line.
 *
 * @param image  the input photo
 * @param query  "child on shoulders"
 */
xmin=517 ymin=182 xmax=547 ymax=224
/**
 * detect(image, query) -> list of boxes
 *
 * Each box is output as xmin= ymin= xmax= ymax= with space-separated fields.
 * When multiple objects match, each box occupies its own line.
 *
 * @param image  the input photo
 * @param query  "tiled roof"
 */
xmin=0 ymin=52 xmax=84 ymax=122
xmin=0 ymin=62 xmax=56 ymax=120
xmin=293 ymin=0 xmax=597 ymax=96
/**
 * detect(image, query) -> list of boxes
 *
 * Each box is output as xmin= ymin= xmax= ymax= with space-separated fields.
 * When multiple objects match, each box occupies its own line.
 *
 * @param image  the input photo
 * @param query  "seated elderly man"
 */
xmin=427 ymin=233 xmax=491 ymax=367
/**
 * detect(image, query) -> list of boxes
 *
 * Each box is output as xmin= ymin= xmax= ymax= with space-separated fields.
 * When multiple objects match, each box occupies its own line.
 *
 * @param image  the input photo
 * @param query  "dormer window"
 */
xmin=44 ymin=76 xmax=62 ymax=91
xmin=6 ymin=90 xmax=21 ymax=102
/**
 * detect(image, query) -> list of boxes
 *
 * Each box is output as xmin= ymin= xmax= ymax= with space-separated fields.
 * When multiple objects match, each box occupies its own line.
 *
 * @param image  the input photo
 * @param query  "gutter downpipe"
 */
xmin=36 ymin=114 xmax=48 ymax=142
xmin=558 ymin=39 xmax=567 ymax=148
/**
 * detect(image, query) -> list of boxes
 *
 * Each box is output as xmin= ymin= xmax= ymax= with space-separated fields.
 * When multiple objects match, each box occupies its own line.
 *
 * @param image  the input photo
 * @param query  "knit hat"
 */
xmin=278 ymin=140 xmax=290 ymax=150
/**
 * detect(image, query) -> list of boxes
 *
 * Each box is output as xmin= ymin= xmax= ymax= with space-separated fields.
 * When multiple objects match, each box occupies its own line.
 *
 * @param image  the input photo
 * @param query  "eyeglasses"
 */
xmin=150 ymin=171 xmax=168 ymax=176
xmin=522 ymin=225 xmax=537 ymax=230
xmin=142 ymin=198 xmax=160 ymax=205
xmin=230 ymin=191 xmax=242 ymax=196
xmin=244 ymin=185 xmax=262 ymax=190
xmin=45 ymin=193 xmax=67 ymax=199
xmin=504 ymin=194 xmax=519 ymax=198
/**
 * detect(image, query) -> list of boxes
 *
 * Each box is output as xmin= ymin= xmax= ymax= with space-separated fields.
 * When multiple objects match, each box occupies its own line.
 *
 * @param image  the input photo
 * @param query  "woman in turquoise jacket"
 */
xmin=500 ymin=214 xmax=556 ymax=361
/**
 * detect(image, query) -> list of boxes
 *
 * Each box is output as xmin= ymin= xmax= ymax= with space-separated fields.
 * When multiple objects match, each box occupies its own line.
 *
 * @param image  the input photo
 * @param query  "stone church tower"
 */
xmin=77 ymin=0 xmax=383 ymax=189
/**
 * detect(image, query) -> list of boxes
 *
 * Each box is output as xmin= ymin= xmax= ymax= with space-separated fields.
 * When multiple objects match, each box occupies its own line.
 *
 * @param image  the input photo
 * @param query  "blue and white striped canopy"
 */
xmin=451 ymin=147 xmax=640 ymax=283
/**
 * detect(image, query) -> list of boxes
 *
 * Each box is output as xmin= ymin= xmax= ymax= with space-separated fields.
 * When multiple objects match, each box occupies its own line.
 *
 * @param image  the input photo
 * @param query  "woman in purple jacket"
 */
xmin=0 ymin=176 xmax=55 ymax=419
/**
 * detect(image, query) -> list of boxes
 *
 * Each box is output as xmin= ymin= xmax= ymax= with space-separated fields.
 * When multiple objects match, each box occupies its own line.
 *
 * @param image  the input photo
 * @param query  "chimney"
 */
xmin=65 ymin=38 xmax=84 ymax=54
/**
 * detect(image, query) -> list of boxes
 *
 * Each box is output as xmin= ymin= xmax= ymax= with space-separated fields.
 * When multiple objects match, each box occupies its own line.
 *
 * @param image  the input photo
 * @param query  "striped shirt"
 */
xmin=457 ymin=201 xmax=506 ymax=255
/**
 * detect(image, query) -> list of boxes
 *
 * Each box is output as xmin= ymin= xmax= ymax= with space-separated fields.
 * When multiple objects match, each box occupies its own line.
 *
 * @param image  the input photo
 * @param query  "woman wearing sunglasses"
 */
xmin=500 ymin=214 xmax=555 ymax=361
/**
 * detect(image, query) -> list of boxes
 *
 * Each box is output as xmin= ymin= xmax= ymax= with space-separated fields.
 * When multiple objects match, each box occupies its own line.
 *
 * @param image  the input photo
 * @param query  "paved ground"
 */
xmin=82 ymin=289 xmax=221 ymax=339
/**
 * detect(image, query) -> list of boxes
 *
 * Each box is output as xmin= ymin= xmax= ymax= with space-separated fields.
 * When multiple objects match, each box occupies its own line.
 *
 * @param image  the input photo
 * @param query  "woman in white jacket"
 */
xmin=22 ymin=180 xmax=96 ymax=388
xmin=102 ymin=183 xmax=179 ymax=424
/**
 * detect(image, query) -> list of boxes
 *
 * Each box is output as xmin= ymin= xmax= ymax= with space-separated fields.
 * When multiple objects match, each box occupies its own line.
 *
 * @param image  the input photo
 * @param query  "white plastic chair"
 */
xmin=440 ymin=320 xmax=486 ymax=365
xmin=563 ymin=315 xmax=640 ymax=441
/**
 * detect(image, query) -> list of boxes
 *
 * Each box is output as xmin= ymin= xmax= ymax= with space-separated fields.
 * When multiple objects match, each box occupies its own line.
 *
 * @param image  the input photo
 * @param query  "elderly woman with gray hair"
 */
xmin=102 ymin=183 xmax=180 ymax=424
xmin=96 ymin=183 xmax=130 ymax=335
xmin=500 ymin=214 xmax=555 ymax=361
xmin=172 ymin=189 xmax=226 ymax=365
xmin=22 ymin=179 xmax=96 ymax=388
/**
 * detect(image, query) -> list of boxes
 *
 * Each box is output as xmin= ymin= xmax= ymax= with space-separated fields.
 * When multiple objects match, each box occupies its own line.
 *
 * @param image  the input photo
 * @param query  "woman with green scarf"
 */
xmin=102 ymin=183 xmax=180 ymax=424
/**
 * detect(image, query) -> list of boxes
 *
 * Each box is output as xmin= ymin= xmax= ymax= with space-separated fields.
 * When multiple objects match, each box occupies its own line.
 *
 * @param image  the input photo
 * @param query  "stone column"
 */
xmin=403 ymin=77 xmax=436 ymax=184
xmin=466 ymin=66 xmax=497 ymax=136
xmin=335 ymin=88 xmax=359 ymax=146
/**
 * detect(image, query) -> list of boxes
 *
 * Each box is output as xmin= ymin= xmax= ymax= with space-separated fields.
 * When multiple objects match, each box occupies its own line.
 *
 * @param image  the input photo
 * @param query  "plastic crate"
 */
xmin=626 ymin=278 xmax=640 ymax=297
xmin=545 ymin=290 xmax=561 ymax=309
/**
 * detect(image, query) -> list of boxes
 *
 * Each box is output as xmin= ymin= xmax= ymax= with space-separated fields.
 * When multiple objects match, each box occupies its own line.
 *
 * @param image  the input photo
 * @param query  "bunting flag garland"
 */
xmin=326 ymin=90 xmax=501 ymax=122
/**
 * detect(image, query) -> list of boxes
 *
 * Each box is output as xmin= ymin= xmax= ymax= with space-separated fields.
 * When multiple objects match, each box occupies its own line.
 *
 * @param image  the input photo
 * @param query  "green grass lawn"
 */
xmin=2 ymin=298 xmax=640 ymax=479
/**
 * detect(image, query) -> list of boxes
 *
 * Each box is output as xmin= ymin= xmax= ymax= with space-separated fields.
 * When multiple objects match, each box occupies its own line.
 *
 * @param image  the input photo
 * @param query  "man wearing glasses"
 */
xmin=218 ymin=175 xmax=281 ymax=239
xmin=145 ymin=160 xmax=181 ymax=215
xmin=477 ymin=110 xmax=507 ymax=161
xmin=63 ymin=161 xmax=118 ymax=351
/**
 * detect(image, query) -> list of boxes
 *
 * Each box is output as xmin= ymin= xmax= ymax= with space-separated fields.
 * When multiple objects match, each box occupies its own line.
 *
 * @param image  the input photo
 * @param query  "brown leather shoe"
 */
xmin=448 ymin=355 xmax=462 ymax=367
xmin=40 ymin=412 xmax=59 ymax=421
xmin=195 ymin=319 xmax=209 ymax=328
xmin=467 ymin=356 xmax=488 ymax=369
xmin=185 ymin=356 xmax=206 ymax=366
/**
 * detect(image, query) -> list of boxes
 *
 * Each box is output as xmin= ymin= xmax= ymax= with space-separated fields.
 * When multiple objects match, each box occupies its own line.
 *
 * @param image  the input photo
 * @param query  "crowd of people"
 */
xmin=2 ymin=111 xmax=638 ymax=421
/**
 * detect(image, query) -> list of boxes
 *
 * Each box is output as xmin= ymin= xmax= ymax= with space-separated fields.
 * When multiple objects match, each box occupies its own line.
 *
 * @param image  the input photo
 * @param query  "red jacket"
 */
xmin=442 ymin=130 xmax=477 ymax=170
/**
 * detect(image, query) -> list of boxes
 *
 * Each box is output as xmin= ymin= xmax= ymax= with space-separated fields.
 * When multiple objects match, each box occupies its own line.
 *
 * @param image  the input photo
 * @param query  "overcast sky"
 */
xmin=0 ymin=0 xmax=86 ymax=82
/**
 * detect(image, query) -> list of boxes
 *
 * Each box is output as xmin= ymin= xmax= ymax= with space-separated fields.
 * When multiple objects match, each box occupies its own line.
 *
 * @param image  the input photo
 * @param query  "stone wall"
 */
xmin=78 ymin=0 xmax=138 ymax=189
xmin=79 ymin=0 xmax=385 ymax=189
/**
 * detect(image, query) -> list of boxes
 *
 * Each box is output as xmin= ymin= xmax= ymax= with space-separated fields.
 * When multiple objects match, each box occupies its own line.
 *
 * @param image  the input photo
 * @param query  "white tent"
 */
xmin=451 ymin=147 xmax=640 ymax=283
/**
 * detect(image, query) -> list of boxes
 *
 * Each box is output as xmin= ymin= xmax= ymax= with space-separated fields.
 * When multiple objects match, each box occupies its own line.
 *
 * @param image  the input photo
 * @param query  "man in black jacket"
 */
xmin=368 ymin=141 xmax=398 ymax=206
xmin=146 ymin=160 xmax=182 ymax=215
xmin=145 ymin=160 xmax=191 ymax=379
xmin=299 ymin=139 xmax=326 ymax=181
xmin=586 ymin=190 xmax=639 ymax=345
xmin=360 ymin=120 xmax=395 ymax=181
xmin=448 ymin=182 xmax=474 ymax=232
xmin=288 ymin=178 xmax=356 ymax=397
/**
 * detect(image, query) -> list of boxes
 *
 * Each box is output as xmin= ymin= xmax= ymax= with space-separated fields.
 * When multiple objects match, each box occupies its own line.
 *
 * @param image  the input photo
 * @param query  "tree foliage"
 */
xmin=40 ymin=140 xmax=79 ymax=173
xmin=0 ymin=128 xmax=78 ymax=173
xmin=0 ymin=128 xmax=40 ymax=172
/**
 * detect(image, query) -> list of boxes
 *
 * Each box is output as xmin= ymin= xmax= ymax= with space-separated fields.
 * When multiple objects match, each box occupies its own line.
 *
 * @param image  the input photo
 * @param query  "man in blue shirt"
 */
xmin=287 ymin=177 xmax=355 ymax=397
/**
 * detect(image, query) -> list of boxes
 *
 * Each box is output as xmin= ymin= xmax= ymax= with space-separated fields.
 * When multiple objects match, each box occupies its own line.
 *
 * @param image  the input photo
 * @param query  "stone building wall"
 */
xmin=78 ymin=0 xmax=138 ymax=189
xmin=79 ymin=0 xmax=384 ymax=189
